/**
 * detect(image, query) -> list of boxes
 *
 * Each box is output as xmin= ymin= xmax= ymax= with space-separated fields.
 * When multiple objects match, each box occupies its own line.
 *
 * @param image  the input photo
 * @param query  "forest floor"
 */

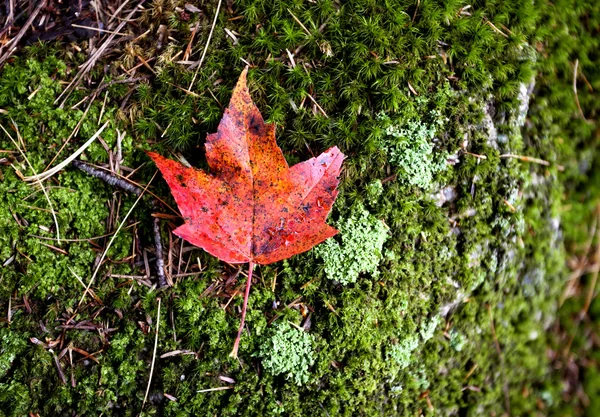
xmin=0 ymin=1 xmax=599 ymax=416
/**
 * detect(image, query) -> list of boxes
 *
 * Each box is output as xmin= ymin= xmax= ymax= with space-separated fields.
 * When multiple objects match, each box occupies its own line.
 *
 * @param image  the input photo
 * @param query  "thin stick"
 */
xmin=68 ymin=161 xmax=178 ymax=214
xmin=188 ymin=0 xmax=223 ymax=87
xmin=484 ymin=19 xmax=508 ymax=38
xmin=25 ymin=121 xmax=109 ymax=183
xmin=166 ymin=82 xmax=200 ymax=97
xmin=0 ymin=123 xmax=61 ymax=243
xmin=71 ymin=24 xmax=130 ymax=36
xmin=141 ymin=297 xmax=161 ymax=411
xmin=573 ymin=59 xmax=588 ymax=121
xmin=197 ymin=386 xmax=233 ymax=393
xmin=108 ymin=0 xmax=132 ymax=23
xmin=306 ymin=93 xmax=328 ymax=117
xmin=582 ymin=209 xmax=600 ymax=314
xmin=68 ymin=267 xmax=101 ymax=303
xmin=499 ymin=153 xmax=550 ymax=166
xmin=46 ymin=99 xmax=96 ymax=170
xmin=78 ymin=171 xmax=157 ymax=306
xmin=53 ymin=353 xmax=67 ymax=384
xmin=287 ymin=9 xmax=311 ymax=36
xmin=29 ymin=221 xmax=139 ymax=242
xmin=183 ymin=21 xmax=200 ymax=61
xmin=412 ymin=0 xmax=420 ymax=22
xmin=230 ymin=261 xmax=254 ymax=358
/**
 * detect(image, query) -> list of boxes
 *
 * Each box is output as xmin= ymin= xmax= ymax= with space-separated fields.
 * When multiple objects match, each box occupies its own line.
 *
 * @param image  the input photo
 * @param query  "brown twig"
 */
xmin=499 ymin=153 xmax=550 ymax=166
xmin=53 ymin=353 xmax=67 ymax=384
xmin=484 ymin=18 xmax=509 ymax=38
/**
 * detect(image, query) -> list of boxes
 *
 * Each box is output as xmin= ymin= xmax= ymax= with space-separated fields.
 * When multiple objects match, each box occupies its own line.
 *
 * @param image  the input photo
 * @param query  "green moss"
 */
xmin=0 ymin=328 xmax=27 ymax=379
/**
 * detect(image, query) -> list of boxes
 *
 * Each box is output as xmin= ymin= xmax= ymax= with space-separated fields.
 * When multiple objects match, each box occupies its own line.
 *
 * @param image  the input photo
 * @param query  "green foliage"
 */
xmin=257 ymin=321 xmax=315 ymax=386
xmin=316 ymin=203 xmax=388 ymax=285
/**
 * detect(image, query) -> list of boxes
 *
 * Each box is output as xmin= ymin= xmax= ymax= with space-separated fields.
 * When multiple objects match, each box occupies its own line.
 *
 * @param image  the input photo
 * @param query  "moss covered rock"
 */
xmin=0 ymin=0 xmax=599 ymax=416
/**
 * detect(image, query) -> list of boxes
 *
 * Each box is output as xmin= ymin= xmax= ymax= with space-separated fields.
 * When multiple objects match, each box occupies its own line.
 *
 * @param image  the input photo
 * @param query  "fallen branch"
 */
xmin=72 ymin=160 xmax=142 ymax=196
xmin=153 ymin=217 xmax=168 ymax=288
xmin=72 ymin=160 xmax=168 ymax=289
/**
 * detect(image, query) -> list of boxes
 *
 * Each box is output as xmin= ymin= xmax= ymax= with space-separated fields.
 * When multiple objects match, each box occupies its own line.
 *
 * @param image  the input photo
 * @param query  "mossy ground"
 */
xmin=0 ymin=0 xmax=599 ymax=415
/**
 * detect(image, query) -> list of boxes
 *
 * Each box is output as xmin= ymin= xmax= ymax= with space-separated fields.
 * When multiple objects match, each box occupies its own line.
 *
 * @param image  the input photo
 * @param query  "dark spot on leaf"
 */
xmin=249 ymin=114 xmax=262 ymax=135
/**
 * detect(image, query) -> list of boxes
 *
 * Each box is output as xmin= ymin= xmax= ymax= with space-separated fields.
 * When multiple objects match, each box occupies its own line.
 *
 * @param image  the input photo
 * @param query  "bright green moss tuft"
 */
xmin=257 ymin=321 xmax=315 ymax=386
xmin=0 ymin=329 xmax=27 ymax=378
xmin=316 ymin=203 xmax=388 ymax=285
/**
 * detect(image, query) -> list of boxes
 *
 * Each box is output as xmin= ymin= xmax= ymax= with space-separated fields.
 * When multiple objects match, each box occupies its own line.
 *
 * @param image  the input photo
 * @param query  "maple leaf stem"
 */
xmin=230 ymin=260 xmax=254 ymax=358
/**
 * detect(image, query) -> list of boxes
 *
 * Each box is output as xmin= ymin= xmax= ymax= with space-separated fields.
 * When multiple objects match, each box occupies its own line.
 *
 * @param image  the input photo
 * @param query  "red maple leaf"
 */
xmin=148 ymin=68 xmax=344 ymax=357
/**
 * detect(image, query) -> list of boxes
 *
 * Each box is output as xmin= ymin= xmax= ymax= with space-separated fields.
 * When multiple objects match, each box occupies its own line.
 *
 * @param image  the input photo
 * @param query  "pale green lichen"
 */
xmin=389 ymin=335 xmax=419 ymax=369
xmin=419 ymin=315 xmax=441 ymax=342
xmin=365 ymin=179 xmax=383 ymax=206
xmin=389 ymin=316 xmax=441 ymax=370
xmin=378 ymin=112 xmax=447 ymax=190
xmin=257 ymin=322 xmax=315 ymax=386
xmin=316 ymin=203 xmax=388 ymax=285
xmin=449 ymin=329 xmax=466 ymax=352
